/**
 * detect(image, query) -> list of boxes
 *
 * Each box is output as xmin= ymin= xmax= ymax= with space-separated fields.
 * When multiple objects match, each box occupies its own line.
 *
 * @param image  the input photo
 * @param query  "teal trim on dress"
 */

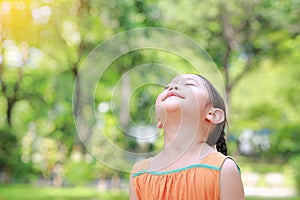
xmin=132 ymin=164 xmax=221 ymax=178
xmin=226 ymin=157 xmax=241 ymax=173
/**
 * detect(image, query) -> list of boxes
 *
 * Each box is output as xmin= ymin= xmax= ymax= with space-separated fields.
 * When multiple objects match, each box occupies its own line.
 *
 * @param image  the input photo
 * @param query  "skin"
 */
xmin=130 ymin=74 xmax=244 ymax=200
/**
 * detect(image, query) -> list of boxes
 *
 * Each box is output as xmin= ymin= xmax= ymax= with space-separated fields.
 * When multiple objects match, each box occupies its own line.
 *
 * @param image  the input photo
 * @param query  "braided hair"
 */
xmin=195 ymin=74 xmax=227 ymax=156
xmin=216 ymin=123 xmax=227 ymax=156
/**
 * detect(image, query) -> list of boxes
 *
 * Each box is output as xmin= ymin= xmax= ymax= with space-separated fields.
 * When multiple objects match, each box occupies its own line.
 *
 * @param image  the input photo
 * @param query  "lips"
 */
xmin=163 ymin=91 xmax=184 ymax=101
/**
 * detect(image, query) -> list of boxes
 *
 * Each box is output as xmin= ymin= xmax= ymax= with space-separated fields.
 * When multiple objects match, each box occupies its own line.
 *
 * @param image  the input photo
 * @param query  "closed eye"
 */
xmin=185 ymin=83 xmax=197 ymax=86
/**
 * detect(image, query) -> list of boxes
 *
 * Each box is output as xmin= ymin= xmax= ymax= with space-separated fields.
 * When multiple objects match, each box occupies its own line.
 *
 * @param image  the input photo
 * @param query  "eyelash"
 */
xmin=185 ymin=83 xmax=196 ymax=86
xmin=164 ymin=83 xmax=196 ymax=89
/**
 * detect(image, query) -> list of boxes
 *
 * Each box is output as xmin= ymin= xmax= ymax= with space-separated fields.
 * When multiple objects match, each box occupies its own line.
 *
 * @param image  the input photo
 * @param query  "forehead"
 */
xmin=171 ymin=74 xmax=205 ymax=84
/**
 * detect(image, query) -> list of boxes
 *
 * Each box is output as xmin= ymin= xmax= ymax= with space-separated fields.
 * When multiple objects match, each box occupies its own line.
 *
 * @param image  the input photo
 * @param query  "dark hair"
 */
xmin=216 ymin=123 xmax=227 ymax=156
xmin=195 ymin=74 xmax=227 ymax=156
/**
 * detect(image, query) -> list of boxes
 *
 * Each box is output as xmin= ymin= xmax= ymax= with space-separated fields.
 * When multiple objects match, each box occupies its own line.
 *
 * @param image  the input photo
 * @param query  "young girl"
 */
xmin=130 ymin=74 xmax=244 ymax=200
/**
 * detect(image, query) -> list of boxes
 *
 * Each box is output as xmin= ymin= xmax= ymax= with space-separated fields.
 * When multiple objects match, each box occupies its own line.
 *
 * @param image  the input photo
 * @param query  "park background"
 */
xmin=0 ymin=0 xmax=300 ymax=199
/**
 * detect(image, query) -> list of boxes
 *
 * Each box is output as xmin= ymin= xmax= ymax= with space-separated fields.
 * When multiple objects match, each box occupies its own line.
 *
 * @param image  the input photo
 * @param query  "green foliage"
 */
xmin=0 ymin=128 xmax=19 ymax=173
xmin=289 ymin=155 xmax=300 ymax=193
xmin=64 ymin=159 xmax=125 ymax=186
xmin=64 ymin=161 xmax=98 ymax=186
xmin=270 ymin=123 xmax=300 ymax=159
xmin=0 ymin=128 xmax=37 ymax=182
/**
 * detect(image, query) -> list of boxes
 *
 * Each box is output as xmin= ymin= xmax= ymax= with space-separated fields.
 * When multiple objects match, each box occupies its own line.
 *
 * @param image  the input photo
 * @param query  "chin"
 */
xmin=165 ymin=103 xmax=181 ymax=112
xmin=156 ymin=101 xmax=182 ymax=119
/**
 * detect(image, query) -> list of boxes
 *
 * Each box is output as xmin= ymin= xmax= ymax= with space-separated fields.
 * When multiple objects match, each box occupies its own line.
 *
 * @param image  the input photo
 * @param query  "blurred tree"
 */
xmin=231 ymin=33 xmax=300 ymax=158
xmin=1 ymin=0 xmax=300 ymax=185
xmin=157 ymin=0 xmax=300 ymax=115
xmin=0 ymin=0 xmax=50 ymax=181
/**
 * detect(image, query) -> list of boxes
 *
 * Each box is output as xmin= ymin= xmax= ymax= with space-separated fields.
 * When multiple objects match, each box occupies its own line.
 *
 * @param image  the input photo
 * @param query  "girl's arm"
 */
xmin=220 ymin=158 xmax=245 ymax=200
xmin=129 ymin=175 xmax=138 ymax=200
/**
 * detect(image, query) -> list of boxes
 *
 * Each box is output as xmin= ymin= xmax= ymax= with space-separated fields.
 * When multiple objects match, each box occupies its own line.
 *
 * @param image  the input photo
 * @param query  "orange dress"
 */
xmin=131 ymin=152 xmax=239 ymax=200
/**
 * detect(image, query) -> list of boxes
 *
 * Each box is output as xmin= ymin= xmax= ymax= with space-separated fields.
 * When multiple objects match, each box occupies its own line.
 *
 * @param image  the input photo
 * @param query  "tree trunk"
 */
xmin=72 ymin=65 xmax=90 ymax=155
xmin=119 ymin=74 xmax=131 ymax=131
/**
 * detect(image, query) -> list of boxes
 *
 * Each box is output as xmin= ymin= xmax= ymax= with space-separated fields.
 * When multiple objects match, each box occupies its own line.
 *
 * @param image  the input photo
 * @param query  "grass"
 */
xmin=0 ymin=184 xmax=128 ymax=200
xmin=0 ymin=184 xmax=299 ymax=200
xmin=247 ymin=197 xmax=300 ymax=200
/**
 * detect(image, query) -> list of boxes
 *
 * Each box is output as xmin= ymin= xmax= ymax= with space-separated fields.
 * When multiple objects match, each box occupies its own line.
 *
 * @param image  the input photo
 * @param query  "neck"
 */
xmin=162 ymin=116 xmax=209 ymax=159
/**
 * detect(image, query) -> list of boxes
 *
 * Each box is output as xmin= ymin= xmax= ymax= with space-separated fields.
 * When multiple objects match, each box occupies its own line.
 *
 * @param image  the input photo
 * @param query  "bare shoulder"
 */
xmin=221 ymin=158 xmax=240 ymax=174
xmin=130 ymin=159 xmax=151 ymax=200
xmin=220 ymin=158 xmax=245 ymax=200
xmin=131 ymin=158 xmax=151 ymax=174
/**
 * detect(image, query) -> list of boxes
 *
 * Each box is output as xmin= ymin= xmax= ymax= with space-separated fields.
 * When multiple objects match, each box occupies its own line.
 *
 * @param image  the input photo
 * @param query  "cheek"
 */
xmin=155 ymin=93 xmax=165 ymax=120
xmin=155 ymin=92 xmax=164 ymax=105
xmin=155 ymin=92 xmax=164 ymax=112
xmin=185 ymin=91 xmax=208 ymax=113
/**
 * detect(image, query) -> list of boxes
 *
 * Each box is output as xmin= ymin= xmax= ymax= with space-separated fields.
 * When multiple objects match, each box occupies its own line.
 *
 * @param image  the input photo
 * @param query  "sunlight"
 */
xmin=31 ymin=5 xmax=52 ymax=24
xmin=1 ymin=1 xmax=11 ymax=15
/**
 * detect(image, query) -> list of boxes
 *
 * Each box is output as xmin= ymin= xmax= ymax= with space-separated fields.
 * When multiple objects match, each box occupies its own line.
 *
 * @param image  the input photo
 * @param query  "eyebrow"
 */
xmin=185 ymin=77 xmax=204 ymax=84
xmin=186 ymin=78 xmax=198 ymax=81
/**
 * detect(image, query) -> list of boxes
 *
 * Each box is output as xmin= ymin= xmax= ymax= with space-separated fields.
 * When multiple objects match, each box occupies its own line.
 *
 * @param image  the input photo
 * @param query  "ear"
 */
xmin=205 ymin=108 xmax=225 ymax=124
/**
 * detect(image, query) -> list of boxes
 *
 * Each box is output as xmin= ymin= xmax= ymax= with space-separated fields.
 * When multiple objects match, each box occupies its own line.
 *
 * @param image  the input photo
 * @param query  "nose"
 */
xmin=168 ymin=83 xmax=180 ymax=91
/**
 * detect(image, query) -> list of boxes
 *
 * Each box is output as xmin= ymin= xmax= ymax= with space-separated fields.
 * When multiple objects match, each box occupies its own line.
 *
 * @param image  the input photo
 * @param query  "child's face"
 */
xmin=155 ymin=74 xmax=211 ymax=123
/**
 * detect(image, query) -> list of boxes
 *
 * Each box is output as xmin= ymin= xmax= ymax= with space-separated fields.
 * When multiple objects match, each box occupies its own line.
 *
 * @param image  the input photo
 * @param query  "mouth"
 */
xmin=163 ymin=91 xmax=184 ymax=101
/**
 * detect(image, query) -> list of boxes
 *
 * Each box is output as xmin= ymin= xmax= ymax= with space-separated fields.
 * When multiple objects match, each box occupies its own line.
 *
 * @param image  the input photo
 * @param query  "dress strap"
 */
xmin=200 ymin=152 xmax=227 ymax=167
xmin=201 ymin=152 xmax=241 ymax=172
